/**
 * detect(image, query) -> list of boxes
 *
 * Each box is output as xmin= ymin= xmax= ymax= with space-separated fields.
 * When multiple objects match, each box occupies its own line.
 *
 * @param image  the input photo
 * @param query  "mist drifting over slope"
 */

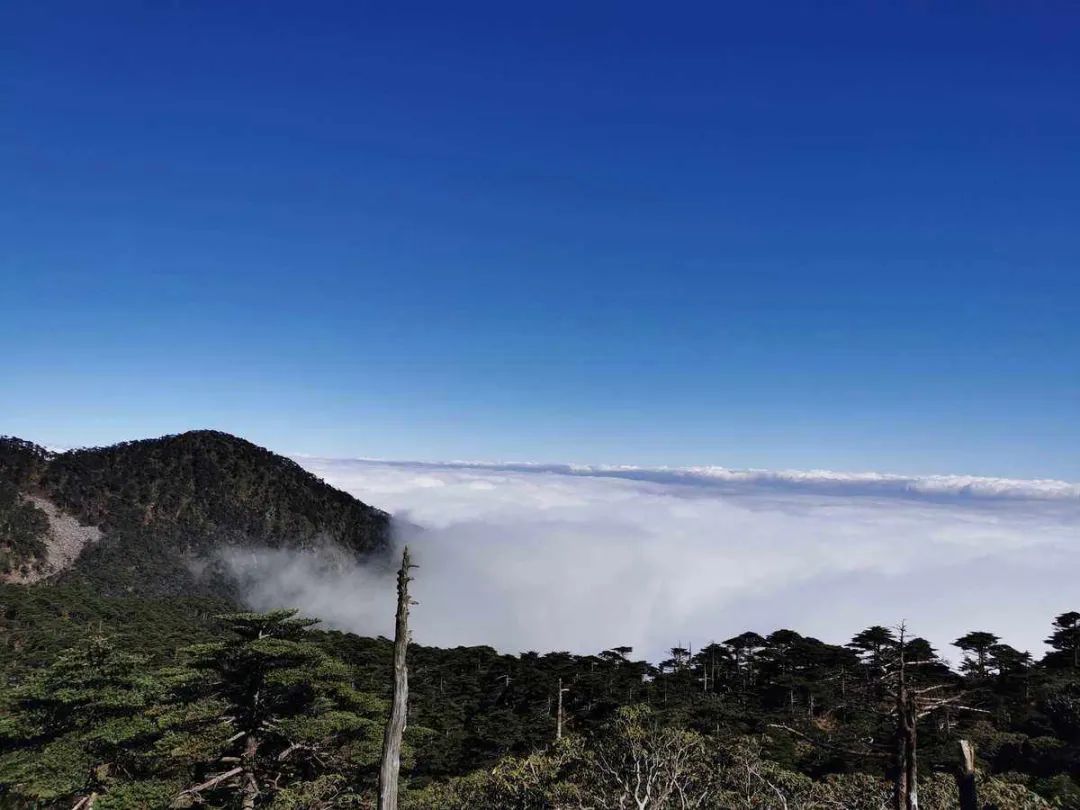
xmin=230 ymin=457 xmax=1080 ymax=663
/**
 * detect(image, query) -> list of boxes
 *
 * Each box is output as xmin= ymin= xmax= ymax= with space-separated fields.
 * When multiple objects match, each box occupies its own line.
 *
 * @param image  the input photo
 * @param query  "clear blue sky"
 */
xmin=2 ymin=2 xmax=1078 ymax=478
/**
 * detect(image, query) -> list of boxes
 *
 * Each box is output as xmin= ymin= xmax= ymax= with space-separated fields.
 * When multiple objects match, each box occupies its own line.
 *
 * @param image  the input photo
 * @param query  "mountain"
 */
xmin=0 ymin=430 xmax=392 ymax=596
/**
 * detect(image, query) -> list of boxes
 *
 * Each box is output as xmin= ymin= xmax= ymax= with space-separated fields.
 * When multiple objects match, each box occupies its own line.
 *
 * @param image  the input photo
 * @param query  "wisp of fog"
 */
xmin=225 ymin=458 xmax=1080 ymax=664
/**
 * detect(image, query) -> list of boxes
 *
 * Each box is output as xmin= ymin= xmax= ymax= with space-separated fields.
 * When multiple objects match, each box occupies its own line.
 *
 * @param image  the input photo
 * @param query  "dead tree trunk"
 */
xmin=893 ymin=626 xmax=918 ymax=810
xmin=241 ymin=732 xmax=260 ymax=810
xmin=894 ymin=711 xmax=908 ymax=810
xmin=893 ymin=645 xmax=907 ymax=810
xmin=378 ymin=548 xmax=415 ymax=810
xmin=902 ymin=702 xmax=917 ymax=810
xmin=556 ymin=677 xmax=569 ymax=740
xmin=957 ymin=739 xmax=978 ymax=810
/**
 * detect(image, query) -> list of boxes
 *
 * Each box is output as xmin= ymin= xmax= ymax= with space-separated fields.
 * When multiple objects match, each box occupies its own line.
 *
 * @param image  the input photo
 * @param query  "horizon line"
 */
xmin=295 ymin=454 xmax=1080 ymax=504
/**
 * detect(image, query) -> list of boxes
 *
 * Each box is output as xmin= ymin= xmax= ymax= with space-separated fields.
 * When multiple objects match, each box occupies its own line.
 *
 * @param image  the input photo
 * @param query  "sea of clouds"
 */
xmin=226 ymin=458 xmax=1080 ymax=665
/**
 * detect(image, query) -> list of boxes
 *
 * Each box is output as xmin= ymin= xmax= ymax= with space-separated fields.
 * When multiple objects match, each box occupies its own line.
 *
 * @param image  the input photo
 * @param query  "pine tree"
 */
xmin=848 ymin=626 xmax=897 ymax=674
xmin=0 ymin=636 xmax=181 ymax=807
xmin=1046 ymin=612 xmax=1080 ymax=669
xmin=953 ymin=631 xmax=1000 ymax=678
xmin=176 ymin=609 xmax=385 ymax=808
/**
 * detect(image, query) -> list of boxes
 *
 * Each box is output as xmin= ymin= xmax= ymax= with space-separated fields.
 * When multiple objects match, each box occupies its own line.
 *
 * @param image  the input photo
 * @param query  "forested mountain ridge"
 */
xmin=0 ymin=431 xmax=391 ymax=595
xmin=2 ymin=583 xmax=1079 ymax=807
xmin=3 ymin=433 xmax=1080 ymax=806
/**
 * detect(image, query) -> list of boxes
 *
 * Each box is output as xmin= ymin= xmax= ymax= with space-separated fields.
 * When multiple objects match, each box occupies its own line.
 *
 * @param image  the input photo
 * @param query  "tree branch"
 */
xmin=178 ymin=766 xmax=243 ymax=797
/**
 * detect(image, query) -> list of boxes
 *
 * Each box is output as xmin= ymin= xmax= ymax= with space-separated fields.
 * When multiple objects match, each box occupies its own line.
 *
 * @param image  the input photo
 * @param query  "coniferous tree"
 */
xmin=0 ymin=636 xmax=186 ymax=807
xmin=1045 ymin=612 xmax=1080 ymax=669
xmin=724 ymin=632 xmax=766 ymax=693
xmin=848 ymin=626 xmax=897 ymax=675
xmin=954 ymin=631 xmax=1000 ymax=679
xmin=178 ymin=610 xmax=384 ymax=808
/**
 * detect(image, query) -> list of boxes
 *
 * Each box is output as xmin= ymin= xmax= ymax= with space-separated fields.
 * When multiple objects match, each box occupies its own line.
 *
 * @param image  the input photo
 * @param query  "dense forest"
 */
xmin=2 ymin=432 xmax=1078 ymax=808
xmin=0 ymin=433 xmax=390 ymax=596
xmin=1 ymin=582 xmax=1078 ymax=808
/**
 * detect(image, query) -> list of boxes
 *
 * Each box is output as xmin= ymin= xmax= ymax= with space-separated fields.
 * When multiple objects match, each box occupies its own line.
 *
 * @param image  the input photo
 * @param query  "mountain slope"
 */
xmin=0 ymin=438 xmax=53 ymax=578
xmin=0 ymin=430 xmax=392 ymax=595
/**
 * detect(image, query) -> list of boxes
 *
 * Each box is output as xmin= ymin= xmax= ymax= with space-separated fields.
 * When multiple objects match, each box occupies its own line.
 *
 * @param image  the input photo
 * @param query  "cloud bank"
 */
xmin=234 ymin=458 xmax=1080 ymax=664
xmin=324 ymin=459 xmax=1080 ymax=502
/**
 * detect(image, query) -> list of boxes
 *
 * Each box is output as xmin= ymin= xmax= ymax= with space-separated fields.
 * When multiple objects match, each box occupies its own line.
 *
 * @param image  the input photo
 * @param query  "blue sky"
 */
xmin=2 ymin=2 xmax=1078 ymax=478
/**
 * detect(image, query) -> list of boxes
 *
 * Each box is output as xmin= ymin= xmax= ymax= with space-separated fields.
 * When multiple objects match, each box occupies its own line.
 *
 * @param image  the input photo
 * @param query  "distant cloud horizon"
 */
xmin=239 ymin=455 xmax=1080 ymax=665
xmin=294 ymin=455 xmax=1080 ymax=503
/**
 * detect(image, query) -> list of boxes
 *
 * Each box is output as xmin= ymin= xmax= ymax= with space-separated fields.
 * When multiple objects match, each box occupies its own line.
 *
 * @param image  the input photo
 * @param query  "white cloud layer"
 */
xmin=235 ymin=458 xmax=1080 ymax=664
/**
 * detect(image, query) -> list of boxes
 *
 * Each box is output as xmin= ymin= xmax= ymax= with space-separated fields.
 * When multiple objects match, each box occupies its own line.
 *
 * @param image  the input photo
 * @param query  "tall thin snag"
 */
xmin=378 ymin=547 xmax=415 ymax=810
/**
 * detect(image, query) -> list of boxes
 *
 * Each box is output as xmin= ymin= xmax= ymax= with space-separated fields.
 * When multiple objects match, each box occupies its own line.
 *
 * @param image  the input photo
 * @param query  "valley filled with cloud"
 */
xmin=232 ymin=457 xmax=1080 ymax=664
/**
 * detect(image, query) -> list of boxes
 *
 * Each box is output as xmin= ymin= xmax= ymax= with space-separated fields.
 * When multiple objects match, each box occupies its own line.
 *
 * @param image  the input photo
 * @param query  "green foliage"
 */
xmin=267 ymin=773 xmax=365 ymax=809
xmin=407 ymin=720 xmax=1052 ymax=809
xmin=0 ymin=608 xmax=386 ymax=808
xmin=173 ymin=609 xmax=386 ymax=808
xmin=0 ymin=582 xmax=228 ymax=673
xmin=3 ymin=583 xmax=1080 ymax=805
xmin=0 ymin=437 xmax=49 ymax=489
xmin=0 ymin=481 xmax=49 ymax=576
xmin=95 ymin=779 xmax=184 ymax=810
xmin=1042 ymin=681 xmax=1080 ymax=741
xmin=4 ymin=431 xmax=1077 ymax=804
xmin=955 ymin=630 xmax=1001 ymax=678
xmin=1 ymin=431 xmax=392 ymax=597
xmin=6 ymin=587 xmax=1080 ymax=805
xmin=1046 ymin=612 xmax=1080 ymax=670
xmin=405 ymin=737 xmax=587 ymax=809
xmin=43 ymin=430 xmax=389 ymax=555
xmin=0 ymin=437 xmax=52 ymax=575
xmin=0 ymin=636 xmax=183 ymax=805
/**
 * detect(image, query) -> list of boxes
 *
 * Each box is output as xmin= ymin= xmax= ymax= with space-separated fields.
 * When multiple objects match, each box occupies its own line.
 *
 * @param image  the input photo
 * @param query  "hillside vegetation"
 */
xmin=2 ymin=582 xmax=1079 ymax=807
xmin=0 ymin=431 xmax=391 ymax=595
xmin=3 ymin=432 xmax=1079 ymax=807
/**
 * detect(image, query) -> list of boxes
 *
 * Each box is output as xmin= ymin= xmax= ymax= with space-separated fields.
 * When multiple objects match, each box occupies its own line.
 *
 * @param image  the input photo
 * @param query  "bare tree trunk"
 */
xmin=241 ymin=733 xmax=260 ymax=810
xmin=556 ymin=677 xmax=568 ymax=740
xmin=378 ymin=548 xmax=415 ymax=810
xmin=904 ymin=706 xmax=917 ymax=810
xmin=893 ymin=627 xmax=918 ymax=810
xmin=957 ymin=739 xmax=978 ymax=810
xmin=894 ymin=723 xmax=907 ymax=810
xmin=892 ymin=703 xmax=918 ymax=809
